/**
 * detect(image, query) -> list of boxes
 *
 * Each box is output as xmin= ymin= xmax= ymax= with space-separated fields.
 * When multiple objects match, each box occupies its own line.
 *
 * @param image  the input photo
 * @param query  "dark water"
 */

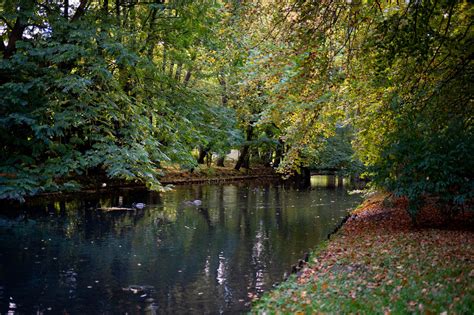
xmin=0 ymin=176 xmax=361 ymax=314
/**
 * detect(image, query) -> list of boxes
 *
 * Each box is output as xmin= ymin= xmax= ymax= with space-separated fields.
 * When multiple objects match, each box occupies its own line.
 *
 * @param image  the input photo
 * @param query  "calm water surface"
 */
xmin=0 ymin=176 xmax=361 ymax=314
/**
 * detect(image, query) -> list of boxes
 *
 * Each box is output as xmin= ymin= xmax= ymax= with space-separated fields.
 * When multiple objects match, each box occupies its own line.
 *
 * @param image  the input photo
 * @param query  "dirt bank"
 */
xmin=160 ymin=166 xmax=280 ymax=184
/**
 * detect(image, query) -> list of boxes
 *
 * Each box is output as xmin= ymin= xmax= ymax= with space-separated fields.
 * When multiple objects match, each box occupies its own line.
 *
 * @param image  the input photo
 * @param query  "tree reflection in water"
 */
xmin=0 ymin=178 xmax=361 ymax=314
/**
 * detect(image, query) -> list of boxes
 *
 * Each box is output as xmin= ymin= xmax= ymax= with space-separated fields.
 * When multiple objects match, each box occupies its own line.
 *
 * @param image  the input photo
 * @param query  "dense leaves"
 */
xmin=0 ymin=0 xmax=238 ymax=200
xmin=1 ymin=0 xmax=472 ymax=213
xmin=254 ymin=0 xmax=474 ymax=218
xmin=345 ymin=1 xmax=474 ymax=218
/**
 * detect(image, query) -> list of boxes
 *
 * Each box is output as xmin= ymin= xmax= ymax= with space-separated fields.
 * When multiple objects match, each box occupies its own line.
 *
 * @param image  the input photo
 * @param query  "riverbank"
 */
xmin=160 ymin=165 xmax=279 ymax=184
xmin=0 ymin=166 xmax=280 ymax=205
xmin=252 ymin=193 xmax=474 ymax=313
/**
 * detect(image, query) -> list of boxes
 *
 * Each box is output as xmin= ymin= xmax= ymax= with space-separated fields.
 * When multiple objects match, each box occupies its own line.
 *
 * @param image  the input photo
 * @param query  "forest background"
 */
xmin=1 ymin=0 xmax=472 ymax=220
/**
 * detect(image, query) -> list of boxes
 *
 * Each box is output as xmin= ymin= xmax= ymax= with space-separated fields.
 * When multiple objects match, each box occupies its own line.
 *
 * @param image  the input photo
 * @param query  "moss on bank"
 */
xmin=252 ymin=194 xmax=474 ymax=314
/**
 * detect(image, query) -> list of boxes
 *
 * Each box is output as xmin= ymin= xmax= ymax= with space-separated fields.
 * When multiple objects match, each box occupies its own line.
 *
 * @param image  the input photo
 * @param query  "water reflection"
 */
xmin=0 ymin=178 xmax=361 ymax=314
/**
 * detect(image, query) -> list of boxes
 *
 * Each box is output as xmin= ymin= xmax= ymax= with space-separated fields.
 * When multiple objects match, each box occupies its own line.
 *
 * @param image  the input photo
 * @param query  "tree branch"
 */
xmin=0 ymin=16 xmax=14 ymax=30
xmin=71 ymin=0 xmax=88 ymax=22
xmin=3 ymin=17 xmax=28 ymax=59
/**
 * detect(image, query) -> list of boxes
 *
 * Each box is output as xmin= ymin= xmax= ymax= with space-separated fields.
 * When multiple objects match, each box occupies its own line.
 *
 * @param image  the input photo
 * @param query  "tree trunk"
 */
xmin=197 ymin=146 xmax=209 ymax=164
xmin=337 ymin=175 xmax=344 ymax=187
xmin=206 ymin=153 xmax=212 ymax=167
xmin=235 ymin=147 xmax=248 ymax=171
xmin=115 ymin=0 xmax=120 ymax=17
xmin=218 ymin=74 xmax=228 ymax=106
xmin=162 ymin=44 xmax=167 ymax=73
xmin=64 ymin=0 xmax=69 ymax=19
xmin=243 ymin=153 xmax=250 ymax=169
xmin=327 ymin=175 xmax=336 ymax=189
xmin=273 ymin=139 xmax=284 ymax=168
xmin=71 ymin=0 xmax=88 ymax=22
xmin=216 ymin=156 xmax=225 ymax=167
xmin=183 ymin=69 xmax=192 ymax=86
xmin=260 ymin=148 xmax=273 ymax=166
xmin=2 ymin=6 xmax=30 ymax=60
xmin=168 ymin=62 xmax=175 ymax=78
xmin=235 ymin=125 xmax=253 ymax=170
xmin=175 ymin=63 xmax=182 ymax=82
xmin=292 ymin=167 xmax=311 ymax=189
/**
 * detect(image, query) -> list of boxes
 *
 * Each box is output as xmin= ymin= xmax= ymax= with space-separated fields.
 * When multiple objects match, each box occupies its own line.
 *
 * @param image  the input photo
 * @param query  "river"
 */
xmin=0 ymin=176 xmax=362 ymax=314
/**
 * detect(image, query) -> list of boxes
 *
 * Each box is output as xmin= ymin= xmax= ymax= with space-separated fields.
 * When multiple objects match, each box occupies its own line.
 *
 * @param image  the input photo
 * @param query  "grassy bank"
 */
xmin=253 ymin=194 xmax=474 ymax=314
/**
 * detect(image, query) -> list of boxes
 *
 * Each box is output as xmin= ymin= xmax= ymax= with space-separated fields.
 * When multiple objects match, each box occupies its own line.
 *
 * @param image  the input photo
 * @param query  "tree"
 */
xmin=264 ymin=0 xmax=474 ymax=218
xmin=0 ymin=0 xmax=233 ymax=200
xmin=309 ymin=125 xmax=364 ymax=176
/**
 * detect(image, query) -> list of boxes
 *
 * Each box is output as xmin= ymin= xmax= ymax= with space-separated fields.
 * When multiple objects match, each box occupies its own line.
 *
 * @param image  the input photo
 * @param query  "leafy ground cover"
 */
xmin=253 ymin=194 xmax=474 ymax=314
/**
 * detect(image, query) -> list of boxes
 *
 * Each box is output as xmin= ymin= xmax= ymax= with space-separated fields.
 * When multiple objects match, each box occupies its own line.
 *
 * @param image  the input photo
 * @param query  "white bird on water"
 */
xmin=184 ymin=199 xmax=202 ymax=206
xmin=133 ymin=203 xmax=146 ymax=209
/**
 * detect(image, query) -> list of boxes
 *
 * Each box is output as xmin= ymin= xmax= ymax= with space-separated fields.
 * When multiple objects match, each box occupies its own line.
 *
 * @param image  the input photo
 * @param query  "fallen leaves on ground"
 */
xmin=253 ymin=193 xmax=474 ymax=314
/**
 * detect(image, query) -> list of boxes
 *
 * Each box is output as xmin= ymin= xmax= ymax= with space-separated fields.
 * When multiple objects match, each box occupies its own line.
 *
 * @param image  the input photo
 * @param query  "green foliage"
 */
xmin=307 ymin=125 xmax=364 ymax=176
xmin=372 ymin=116 xmax=473 ymax=219
xmin=1 ymin=0 xmax=472 ymax=209
xmin=259 ymin=0 xmax=474 ymax=218
xmin=0 ymin=0 xmax=231 ymax=200
xmin=349 ymin=1 xmax=474 ymax=218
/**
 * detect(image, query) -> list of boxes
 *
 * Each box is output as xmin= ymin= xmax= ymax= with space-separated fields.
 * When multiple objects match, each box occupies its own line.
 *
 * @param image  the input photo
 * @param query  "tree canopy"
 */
xmin=1 ymin=0 xmax=472 ymax=218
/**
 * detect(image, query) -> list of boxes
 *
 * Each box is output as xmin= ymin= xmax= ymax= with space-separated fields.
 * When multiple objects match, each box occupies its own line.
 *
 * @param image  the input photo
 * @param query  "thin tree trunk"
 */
xmin=162 ymin=45 xmax=167 ymax=73
xmin=144 ymin=8 xmax=158 ymax=57
xmin=168 ymin=62 xmax=175 ymax=78
xmin=183 ymin=69 xmax=192 ymax=86
xmin=291 ymin=167 xmax=311 ymax=189
xmin=3 ymin=20 xmax=25 ymax=59
xmin=161 ymin=44 xmax=167 ymax=89
xmin=327 ymin=175 xmax=336 ymax=188
xmin=261 ymin=148 xmax=273 ymax=166
xmin=218 ymin=73 xmax=228 ymax=106
xmin=71 ymin=0 xmax=88 ymax=22
xmin=2 ymin=10 xmax=29 ymax=59
xmin=337 ymin=175 xmax=344 ymax=187
xmin=64 ymin=0 xmax=69 ymax=19
xmin=115 ymin=0 xmax=120 ymax=23
xmin=242 ymin=152 xmax=250 ymax=169
xmin=273 ymin=139 xmax=284 ymax=168
xmin=175 ymin=62 xmax=182 ymax=81
xmin=206 ymin=154 xmax=212 ymax=167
